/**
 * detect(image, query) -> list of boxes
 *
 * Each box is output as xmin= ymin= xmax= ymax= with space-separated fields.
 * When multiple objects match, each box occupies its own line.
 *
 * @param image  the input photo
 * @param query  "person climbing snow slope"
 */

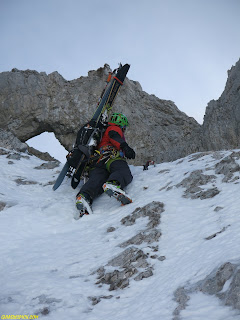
xmin=75 ymin=112 xmax=135 ymax=218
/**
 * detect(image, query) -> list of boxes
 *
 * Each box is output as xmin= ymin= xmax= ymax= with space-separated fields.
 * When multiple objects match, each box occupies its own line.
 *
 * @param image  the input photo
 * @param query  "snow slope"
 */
xmin=0 ymin=148 xmax=240 ymax=320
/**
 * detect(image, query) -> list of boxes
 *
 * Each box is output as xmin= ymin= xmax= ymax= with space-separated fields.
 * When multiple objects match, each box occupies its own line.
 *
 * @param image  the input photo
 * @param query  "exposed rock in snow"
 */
xmin=176 ymin=170 xmax=218 ymax=199
xmin=120 ymin=201 xmax=163 ymax=227
xmin=0 ymin=129 xmax=28 ymax=152
xmin=27 ymin=146 xmax=57 ymax=162
xmin=14 ymin=178 xmax=38 ymax=185
xmin=94 ymin=202 xmax=164 ymax=293
xmin=173 ymin=262 xmax=240 ymax=318
xmin=215 ymin=152 xmax=240 ymax=182
xmin=1 ymin=147 xmax=240 ymax=319
xmin=34 ymin=161 xmax=60 ymax=170
xmin=0 ymin=201 xmax=7 ymax=211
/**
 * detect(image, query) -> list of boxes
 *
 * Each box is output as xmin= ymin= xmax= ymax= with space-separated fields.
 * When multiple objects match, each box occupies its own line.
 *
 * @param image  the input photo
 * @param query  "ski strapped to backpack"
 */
xmin=52 ymin=63 xmax=130 ymax=191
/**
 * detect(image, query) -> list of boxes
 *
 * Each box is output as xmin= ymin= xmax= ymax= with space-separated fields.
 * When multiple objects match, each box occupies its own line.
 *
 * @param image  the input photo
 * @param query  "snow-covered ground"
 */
xmin=1 ymin=148 xmax=240 ymax=320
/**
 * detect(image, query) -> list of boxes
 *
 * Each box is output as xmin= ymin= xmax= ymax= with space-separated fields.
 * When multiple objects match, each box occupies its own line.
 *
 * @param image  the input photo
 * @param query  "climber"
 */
xmin=75 ymin=112 xmax=135 ymax=217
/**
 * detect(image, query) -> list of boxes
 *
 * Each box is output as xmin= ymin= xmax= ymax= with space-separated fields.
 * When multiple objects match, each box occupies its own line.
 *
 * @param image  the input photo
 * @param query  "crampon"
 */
xmin=103 ymin=182 xmax=132 ymax=205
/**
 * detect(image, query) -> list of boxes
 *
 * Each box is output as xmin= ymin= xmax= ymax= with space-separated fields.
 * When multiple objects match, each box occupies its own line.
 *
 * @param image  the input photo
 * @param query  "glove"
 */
xmin=120 ymin=142 xmax=136 ymax=159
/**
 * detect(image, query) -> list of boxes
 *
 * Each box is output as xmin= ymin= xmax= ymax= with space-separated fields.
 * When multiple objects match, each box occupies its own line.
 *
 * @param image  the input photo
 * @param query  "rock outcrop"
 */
xmin=0 ymin=58 xmax=240 ymax=164
xmin=92 ymin=202 xmax=164 ymax=299
xmin=0 ymin=65 xmax=201 ymax=165
xmin=202 ymin=58 xmax=240 ymax=150
xmin=173 ymin=262 xmax=240 ymax=319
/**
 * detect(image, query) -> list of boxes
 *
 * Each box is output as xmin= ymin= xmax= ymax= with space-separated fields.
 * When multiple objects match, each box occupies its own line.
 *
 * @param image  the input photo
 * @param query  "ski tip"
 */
xmin=116 ymin=64 xmax=130 ymax=81
xmin=52 ymin=184 xmax=58 ymax=191
xmin=122 ymin=64 xmax=130 ymax=73
xmin=121 ymin=63 xmax=130 ymax=68
xmin=126 ymin=63 xmax=131 ymax=70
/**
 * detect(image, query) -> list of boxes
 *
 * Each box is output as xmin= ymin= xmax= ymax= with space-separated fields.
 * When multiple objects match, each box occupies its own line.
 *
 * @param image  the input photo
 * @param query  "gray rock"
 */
xmin=97 ymin=267 xmax=137 ymax=291
xmin=205 ymin=225 xmax=230 ymax=240
xmin=33 ymin=294 xmax=62 ymax=305
xmin=1 ymin=59 xmax=240 ymax=163
xmin=6 ymin=153 xmax=22 ymax=160
xmin=43 ymin=181 xmax=55 ymax=186
xmin=27 ymin=146 xmax=57 ymax=161
xmin=173 ymin=262 xmax=240 ymax=318
xmin=198 ymin=262 xmax=236 ymax=295
xmin=95 ymin=267 xmax=105 ymax=279
xmin=121 ymin=201 xmax=164 ymax=227
xmin=119 ymin=229 xmax=161 ymax=248
xmin=94 ymin=202 xmax=165 ymax=294
xmin=108 ymin=247 xmax=149 ymax=269
xmin=0 ymin=148 xmax=10 ymax=156
xmin=33 ymin=294 xmax=62 ymax=316
xmin=158 ymin=256 xmax=166 ymax=261
xmin=173 ymin=287 xmax=191 ymax=319
xmin=194 ymin=187 xmax=220 ymax=200
xmin=202 ymin=58 xmax=240 ymax=152
xmin=15 ymin=178 xmax=38 ymax=185
xmin=94 ymin=246 xmax=150 ymax=291
xmin=0 ymin=66 xmax=201 ymax=165
xmin=188 ymin=152 xmax=212 ymax=162
xmin=214 ymin=206 xmax=224 ymax=212
xmin=0 ymin=201 xmax=7 ymax=211
xmin=1 ymin=59 xmax=240 ymax=164
xmin=88 ymin=295 xmax=113 ymax=305
xmin=177 ymin=170 xmax=216 ymax=189
xmin=134 ymin=268 xmax=153 ymax=281
xmin=34 ymin=161 xmax=60 ymax=170
xmin=0 ymin=129 xmax=27 ymax=152
xmin=39 ymin=307 xmax=50 ymax=315
xmin=225 ymin=269 xmax=240 ymax=309
xmin=215 ymin=154 xmax=240 ymax=182
xmin=176 ymin=170 xmax=218 ymax=199
xmin=7 ymin=152 xmax=30 ymax=160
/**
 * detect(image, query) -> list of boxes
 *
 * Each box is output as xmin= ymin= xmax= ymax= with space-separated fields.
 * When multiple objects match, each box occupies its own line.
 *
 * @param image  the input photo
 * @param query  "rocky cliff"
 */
xmin=0 ymin=59 xmax=240 ymax=164
xmin=202 ymin=58 xmax=240 ymax=150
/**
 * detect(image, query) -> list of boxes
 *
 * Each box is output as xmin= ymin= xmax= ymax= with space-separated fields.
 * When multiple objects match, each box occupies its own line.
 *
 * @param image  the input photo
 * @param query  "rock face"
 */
xmin=202 ymin=58 xmax=240 ymax=150
xmin=173 ymin=262 xmax=240 ymax=319
xmin=0 ymin=67 xmax=111 ymax=153
xmin=0 ymin=65 xmax=201 ymax=165
xmin=0 ymin=58 xmax=240 ymax=164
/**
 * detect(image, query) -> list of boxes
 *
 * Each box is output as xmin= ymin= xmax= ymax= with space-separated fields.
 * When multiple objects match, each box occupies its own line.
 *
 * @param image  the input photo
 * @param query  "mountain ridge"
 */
xmin=1 ymin=59 xmax=239 ymax=165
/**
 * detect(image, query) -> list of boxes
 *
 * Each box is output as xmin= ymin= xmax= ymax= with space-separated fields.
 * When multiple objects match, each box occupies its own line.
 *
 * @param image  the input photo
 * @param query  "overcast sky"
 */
xmin=1 ymin=0 xmax=240 ymax=124
xmin=1 ymin=0 xmax=240 ymax=161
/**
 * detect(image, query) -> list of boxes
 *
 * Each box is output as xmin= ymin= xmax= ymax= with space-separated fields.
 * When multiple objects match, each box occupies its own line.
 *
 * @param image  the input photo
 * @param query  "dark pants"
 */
xmin=79 ymin=160 xmax=133 ymax=201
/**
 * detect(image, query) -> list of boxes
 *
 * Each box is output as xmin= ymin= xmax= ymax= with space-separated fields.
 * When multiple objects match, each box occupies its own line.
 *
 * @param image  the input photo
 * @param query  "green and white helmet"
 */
xmin=110 ymin=113 xmax=129 ymax=127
